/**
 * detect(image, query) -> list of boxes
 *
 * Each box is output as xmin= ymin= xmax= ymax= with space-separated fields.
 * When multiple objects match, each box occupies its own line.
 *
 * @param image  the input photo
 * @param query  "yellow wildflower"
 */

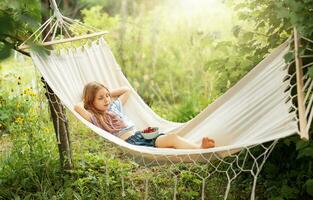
xmin=23 ymin=87 xmax=36 ymax=97
xmin=15 ymin=117 xmax=23 ymax=123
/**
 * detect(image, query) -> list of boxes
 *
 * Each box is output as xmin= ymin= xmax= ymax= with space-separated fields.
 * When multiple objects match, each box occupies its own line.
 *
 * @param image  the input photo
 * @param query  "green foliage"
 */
xmin=0 ymin=0 xmax=41 ymax=59
xmin=305 ymin=179 xmax=313 ymax=196
xmin=81 ymin=6 xmax=119 ymax=30
xmin=1 ymin=0 xmax=313 ymax=199
xmin=308 ymin=67 xmax=313 ymax=79
xmin=0 ymin=42 xmax=12 ymax=60
xmin=256 ymin=136 xmax=313 ymax=199
xmin=0 ymin=69 xmax=61 ymax=199
xmin=0 ymin=74 xmax=32 ymax=135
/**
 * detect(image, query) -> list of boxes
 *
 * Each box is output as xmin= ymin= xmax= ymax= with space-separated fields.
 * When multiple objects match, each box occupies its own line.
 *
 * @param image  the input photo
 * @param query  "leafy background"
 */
xmin=0 ymin=0 xmax=313 ymax=199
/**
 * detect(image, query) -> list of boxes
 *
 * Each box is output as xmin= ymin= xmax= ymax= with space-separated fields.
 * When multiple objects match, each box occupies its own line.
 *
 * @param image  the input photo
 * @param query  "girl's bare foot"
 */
xmin=207 ymin=138 xmax=215 ymax=143
xmin=201 ymin=137 xmax=215 ymax=149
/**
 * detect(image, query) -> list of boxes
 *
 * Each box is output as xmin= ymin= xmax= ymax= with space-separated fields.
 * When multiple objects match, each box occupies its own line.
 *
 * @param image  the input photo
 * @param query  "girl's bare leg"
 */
xmin=155 ymin=133 xmax=215 ymax=149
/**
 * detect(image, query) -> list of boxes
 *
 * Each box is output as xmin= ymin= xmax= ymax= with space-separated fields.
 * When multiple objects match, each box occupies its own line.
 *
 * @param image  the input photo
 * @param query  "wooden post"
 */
xmin=294 ymin=27 xmax=309 ymax=140
xmin=41 ymin=0 xmax=73 ymax=170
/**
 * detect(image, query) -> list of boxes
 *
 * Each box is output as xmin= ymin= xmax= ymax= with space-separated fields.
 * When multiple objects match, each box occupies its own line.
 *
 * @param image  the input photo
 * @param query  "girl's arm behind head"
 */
xmin=74 ymin=102 xmax=93 ymax=122
xmin=110 ymin=86 xmax=131 ymax=105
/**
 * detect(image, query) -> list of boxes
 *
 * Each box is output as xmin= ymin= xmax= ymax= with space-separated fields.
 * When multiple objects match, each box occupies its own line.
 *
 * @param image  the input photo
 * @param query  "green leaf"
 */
xmin=297 ymin=147 xmax=313 ymax=159
xmin=305 ymin=179 xmax=313 ymax=196
xmin=308 ymin=67 xmax=313 ymax=79
xmin=270 ymin=197 xmax=284 ymax=200
xmin=277 ymin=9 xmax=290 ymax=19
xmin=232 ymin=25 xmax=241 ymax=37
xmin=20 ymin=12 xmax=38 ymax=29
xmin=0 ymin=43 xmax=11 ymax=59
xmin=242 ymin=32 xmax=254 ymax=41
xmin=0 ymin=12 xmax=14 ymax=35
xmin=296 ymin=139 xmax=308 ymax=150
xmin=299 ymin=46 xmax=306 ymax=56
xmin=283 ymin=51 xmax=294 ymax=63
xmin=281 ymin=185 xmax=299 ymax=199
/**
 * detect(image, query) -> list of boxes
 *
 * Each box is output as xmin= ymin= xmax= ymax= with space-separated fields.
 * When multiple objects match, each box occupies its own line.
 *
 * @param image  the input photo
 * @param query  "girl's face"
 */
xmin=93 ymin=88 xmax=111 ymax=111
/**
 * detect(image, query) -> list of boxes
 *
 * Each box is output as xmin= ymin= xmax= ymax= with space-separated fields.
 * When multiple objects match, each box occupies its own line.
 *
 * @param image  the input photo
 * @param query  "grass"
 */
xmin=0 ymin=134 xmax=11 ymax=160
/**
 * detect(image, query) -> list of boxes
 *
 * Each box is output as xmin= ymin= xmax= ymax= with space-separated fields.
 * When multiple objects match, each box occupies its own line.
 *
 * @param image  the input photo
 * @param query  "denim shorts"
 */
xmin=125 ymin=131 xmax=164 ymax=147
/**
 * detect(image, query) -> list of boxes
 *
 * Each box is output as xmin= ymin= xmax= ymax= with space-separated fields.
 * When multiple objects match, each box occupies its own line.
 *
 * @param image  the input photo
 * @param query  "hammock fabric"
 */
xmin=30 ymin=38 xmax=298 ymax=163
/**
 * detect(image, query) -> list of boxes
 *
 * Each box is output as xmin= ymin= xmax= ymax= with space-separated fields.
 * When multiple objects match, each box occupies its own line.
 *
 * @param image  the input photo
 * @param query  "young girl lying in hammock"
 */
xmin=74 ymin=81 xmax=215 ymax=149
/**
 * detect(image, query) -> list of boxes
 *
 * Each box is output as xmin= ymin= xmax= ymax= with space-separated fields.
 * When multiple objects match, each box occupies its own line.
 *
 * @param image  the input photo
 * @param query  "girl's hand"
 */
xmin=74 ymin=102 xmax=92 ymax=122
xmin=110 ymin=86 xmax=131 ymax=105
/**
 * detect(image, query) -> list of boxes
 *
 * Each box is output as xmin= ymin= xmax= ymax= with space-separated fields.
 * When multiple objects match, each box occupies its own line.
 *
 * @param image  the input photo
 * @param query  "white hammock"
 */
xmin=30 ymin=37 xmax=299 ymax=163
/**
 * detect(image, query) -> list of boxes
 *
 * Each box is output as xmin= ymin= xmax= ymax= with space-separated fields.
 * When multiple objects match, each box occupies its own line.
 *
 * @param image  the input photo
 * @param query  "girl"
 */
xmin=74 ymin=81 xmax=215 ymax=149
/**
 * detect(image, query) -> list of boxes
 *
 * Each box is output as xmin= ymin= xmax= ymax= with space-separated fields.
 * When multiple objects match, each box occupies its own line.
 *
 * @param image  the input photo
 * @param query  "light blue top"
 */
xmin=108 ymin=98 xmax=135 ymax=137
xmin=91 ymin=98 xmax=135 ymax=138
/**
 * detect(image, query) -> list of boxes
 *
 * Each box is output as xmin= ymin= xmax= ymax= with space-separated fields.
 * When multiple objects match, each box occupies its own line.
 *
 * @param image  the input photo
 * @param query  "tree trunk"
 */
xmin=41 ymin=0 xmax=73 ymax=170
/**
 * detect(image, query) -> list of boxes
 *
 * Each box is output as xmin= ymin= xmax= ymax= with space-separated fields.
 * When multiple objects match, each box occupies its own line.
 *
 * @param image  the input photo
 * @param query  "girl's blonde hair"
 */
xmin=83 ymin=81 xmax=126 ymax=133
